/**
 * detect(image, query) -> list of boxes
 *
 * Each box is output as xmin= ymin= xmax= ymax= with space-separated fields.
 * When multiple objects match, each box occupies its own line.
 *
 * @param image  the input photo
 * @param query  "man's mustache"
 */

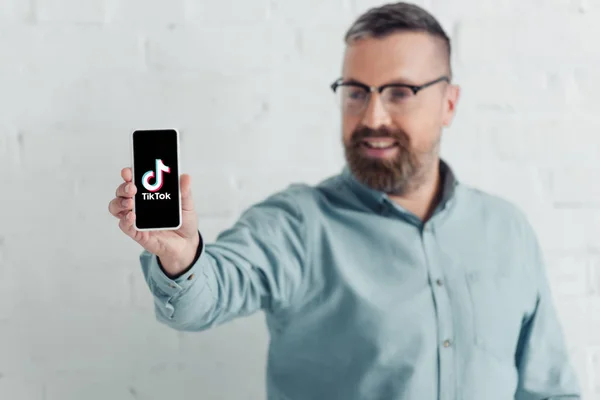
xmin=350 ymin=126 xmax=410 ymax=147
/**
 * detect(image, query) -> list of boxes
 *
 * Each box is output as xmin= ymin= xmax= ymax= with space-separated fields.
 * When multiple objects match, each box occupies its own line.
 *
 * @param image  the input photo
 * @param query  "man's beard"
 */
xmin=344 ymin=125 xmax=436 ymax=195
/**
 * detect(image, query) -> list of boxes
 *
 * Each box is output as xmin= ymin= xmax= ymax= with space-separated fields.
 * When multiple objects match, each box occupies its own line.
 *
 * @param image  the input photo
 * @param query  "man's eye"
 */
xmin=389 ymin=88 xmax=412 ymax=99
xmin=347 ymin=88 xmax=367 ymax=100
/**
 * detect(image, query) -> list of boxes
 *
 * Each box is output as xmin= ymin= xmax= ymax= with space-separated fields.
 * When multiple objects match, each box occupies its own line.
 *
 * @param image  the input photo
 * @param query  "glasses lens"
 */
xmin=383 ymin=86 xmax=414 ymax=104
xmin=338 ymin=85 xmax=368 ymax=114
xmin=379 ymin=86 xmax=416 ymax=114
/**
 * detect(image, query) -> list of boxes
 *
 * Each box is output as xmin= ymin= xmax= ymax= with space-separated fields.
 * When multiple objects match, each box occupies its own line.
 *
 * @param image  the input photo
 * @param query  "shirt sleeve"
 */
xmin=514 ymin=218 xmax=582 ymax=400
xmin=138 ymin=187 xmax=308 ymax=332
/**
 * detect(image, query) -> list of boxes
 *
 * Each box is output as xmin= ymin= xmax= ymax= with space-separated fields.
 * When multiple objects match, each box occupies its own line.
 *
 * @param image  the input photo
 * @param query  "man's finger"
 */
xmin=115 ymin=181 xmax=136 ymax=198
xmin=180 ymin=174 xmax=195 ymax=212
xmin=108 ymin=197 xmax=133 ymax=217
xmin=118 ymin=211 xmax=137 ymax=238
xmin=121 ymin=167 xmax=132 ymax=182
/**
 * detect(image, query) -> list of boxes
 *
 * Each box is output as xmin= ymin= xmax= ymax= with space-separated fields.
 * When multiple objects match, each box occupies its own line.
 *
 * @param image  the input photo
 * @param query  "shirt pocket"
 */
xmin=464 ymin=270 xmax=523 ymax=364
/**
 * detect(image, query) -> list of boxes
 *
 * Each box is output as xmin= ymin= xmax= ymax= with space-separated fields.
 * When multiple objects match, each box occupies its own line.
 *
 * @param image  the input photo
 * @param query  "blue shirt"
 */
xmin=139 ymin=159 xmax=581 ymax=400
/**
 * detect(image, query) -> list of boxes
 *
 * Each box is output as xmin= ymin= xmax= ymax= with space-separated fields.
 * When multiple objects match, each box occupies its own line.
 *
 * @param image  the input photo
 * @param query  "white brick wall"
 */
xmin=1 ymin=0 xmax=598 ymax=398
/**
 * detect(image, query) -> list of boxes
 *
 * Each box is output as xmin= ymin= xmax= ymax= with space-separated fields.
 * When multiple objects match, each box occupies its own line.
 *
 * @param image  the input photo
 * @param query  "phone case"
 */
xmin=130 ymin=128 xmax=183 ymax=231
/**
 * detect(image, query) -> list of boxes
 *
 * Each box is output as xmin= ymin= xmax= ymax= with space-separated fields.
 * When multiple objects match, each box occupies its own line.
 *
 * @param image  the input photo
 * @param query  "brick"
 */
xmin=545 ymin=252 xmax=594 ymax=298
xmin=180 ymin=170 xmax=236 ymax=218
xmin=590 ymin=347 xmax=600 ymax=397
xmin=185 ymin=0 xmax=271 ymax=24
xmin=0 ymin=72 xmax=77 ymax=126
xmin=192 ymin=69 xmax=344 ymax=172
xmin=584 ymin=297 xmax=600 ymax=346
xmin=565 ymin=347 xmax=592 ymax=399
xmin=352 ymin=0 xmax=430 ymax=16
xmin=534 ymin=209 xmax=600 ymax=253
xmin=0 ymin=319 xmax=39 ymax=374
xmin=440 ymin=119 xmax=489 ymax=165
xmin=0 ymin=266 xmax=19 ymax=321
xmin=34 ymin=0 xmax=105 ymax=23
xmin=40 ymin=208 xmax=153 ymax=272
xmin=105 ymin=0 xmax=186 ymax=27
xmin=451 ymin=65 xmax=577 ymax=116
xmin=0 ymin=376 xmax=44 ymax=400
xmin=431 ymin=0 xmax=585 ymax=18
xmin=590 ymin=258 xmax=600 ymax=297
xmin=1 ymin=310 xmax=180 ymax=375
xmin=0 ymin=128 xmax=21 ymax=174
xmin=43 ymin=267 xmax=131 ymax=310
xmin=0 ymin=72 xmax=212 ymax=130
xmin=17 ymin=126 xmax=129 ymax=173
xmin=549 ymin=168 xmax=600 ymax=207
xmin=275 ymin=0 xmax=352 ymax=27
xmin=145 ymin=23 xmax=296 ymax=75
xmin=292 ymin=14 xmax=355 ymax=78
xmin=227 ymin=108 xmax=342 ymax=172
xmin=570 ymin=66 xmax=600 ymax=114
xmin=553 ymin=298 xmax=587 ymax=351
xmin=177 ymin=314 xmax=268 ymax=362
xmin=0 ymin=128 xmax=133 ymax=237
xmin=147 ymin=72 xmax=341 ymax=170
xmin=0 ymin=0 xmax=33 ymax=23
xmin=126 ymin=359 xmax=265 ymax=399
xmin=0 ymin=235 xmax=133 ymax=310
xmin=451 ymin=115 xmax=600 ymax=168
xmin=54 ymin=70 xmax=277 ymax=147
xmin=282 ymin=1 xmax=354 ymax=78
xmin=0 ymin=237 xmax=4 ymax=267
xmin=129 ymin=272 xmax=154 ymax=312
xmin=0 ymin=26 xmax=142 ymax=75
xmin=454 ymin=16 xmax=600 ymax=67
xmin=43 ymin=371 xmax=143 ymax=400
xmin=0 ymin=172 xmax=78 ymax=238
xmin=174 ymin=315 xmax=267 ymax=397
xmin=232 ymin=167 xmax=338 ymax=214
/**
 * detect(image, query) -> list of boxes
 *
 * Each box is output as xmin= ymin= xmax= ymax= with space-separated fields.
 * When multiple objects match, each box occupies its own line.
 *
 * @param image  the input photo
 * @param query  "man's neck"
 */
xmin=387 ymin=158 xmax=442 ymax=222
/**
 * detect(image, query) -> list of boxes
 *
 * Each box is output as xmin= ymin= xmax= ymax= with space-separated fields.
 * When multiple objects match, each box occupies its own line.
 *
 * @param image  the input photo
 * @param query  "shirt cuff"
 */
xmin=149 ymin=230 xmax=205 ymax=297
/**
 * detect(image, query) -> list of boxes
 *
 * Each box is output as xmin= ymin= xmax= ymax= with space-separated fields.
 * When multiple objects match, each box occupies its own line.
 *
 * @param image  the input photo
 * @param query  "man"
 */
xmin=108 ymin=2 xmax=581 ymax=399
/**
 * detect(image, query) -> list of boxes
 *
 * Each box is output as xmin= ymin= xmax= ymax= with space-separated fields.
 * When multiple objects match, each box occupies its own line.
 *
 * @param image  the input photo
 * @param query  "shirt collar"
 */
xmin=341 ymin=158 xmax=458 ymax=215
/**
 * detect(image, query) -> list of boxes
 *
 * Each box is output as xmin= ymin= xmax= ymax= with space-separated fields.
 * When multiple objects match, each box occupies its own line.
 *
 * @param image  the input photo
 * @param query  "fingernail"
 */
xmin=125 ymin=185 xmax=130 ymax=193
xmin=122 ymin=199 xmax=128 ymax=207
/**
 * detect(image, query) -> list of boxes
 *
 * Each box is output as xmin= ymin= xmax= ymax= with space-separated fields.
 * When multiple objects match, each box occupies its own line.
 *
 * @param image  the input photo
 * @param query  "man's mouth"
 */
xmin=360 ymin=138 xmax=399 ymax=150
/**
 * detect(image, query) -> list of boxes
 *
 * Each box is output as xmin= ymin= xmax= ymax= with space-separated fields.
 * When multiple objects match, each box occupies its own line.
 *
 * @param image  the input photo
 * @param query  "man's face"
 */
xmin=340 ymin=31 xmax=460 ymax=195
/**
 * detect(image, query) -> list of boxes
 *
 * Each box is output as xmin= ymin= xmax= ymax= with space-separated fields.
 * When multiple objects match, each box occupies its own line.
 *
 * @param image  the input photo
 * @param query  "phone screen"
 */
xmin=131 ymin=129 xmax=182 ymax=231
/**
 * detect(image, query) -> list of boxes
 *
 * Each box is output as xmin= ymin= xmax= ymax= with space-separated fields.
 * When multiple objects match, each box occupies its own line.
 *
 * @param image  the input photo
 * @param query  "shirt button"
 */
xmin=436 ymin=279 xmax=443 ymax=287
xmin=169 ymin=284 xmax=176 ymax=288
xmin=443 ymin=340 xmax=452 ymax=348
xmin=188 ymin=273 xmax=195 ymax=281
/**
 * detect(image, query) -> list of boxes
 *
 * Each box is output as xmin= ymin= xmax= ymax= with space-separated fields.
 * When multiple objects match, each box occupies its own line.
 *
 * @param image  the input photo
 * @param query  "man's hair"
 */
xmin=344 ymin=2 xmax=452 ymax=80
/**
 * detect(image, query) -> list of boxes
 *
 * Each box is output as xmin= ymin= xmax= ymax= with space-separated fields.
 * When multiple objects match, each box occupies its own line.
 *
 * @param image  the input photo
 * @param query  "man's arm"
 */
xmin=514 ymin=218 xmax=582 ymax=400
xmin=139 ymin=187 xmax=308 ymax=332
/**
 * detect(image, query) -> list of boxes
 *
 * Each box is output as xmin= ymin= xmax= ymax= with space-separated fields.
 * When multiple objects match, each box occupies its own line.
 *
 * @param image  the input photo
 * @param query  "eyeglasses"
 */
xmin=330 ymin=76 xmax=450 ymax=116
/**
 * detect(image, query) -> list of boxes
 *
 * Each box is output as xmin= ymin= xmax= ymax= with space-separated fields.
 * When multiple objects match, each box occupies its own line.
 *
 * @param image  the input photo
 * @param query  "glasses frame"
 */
xmin=330 ymin=75 xmax=450 ymax=96
xmin=330 ymin=75 xmax=450 ymax=114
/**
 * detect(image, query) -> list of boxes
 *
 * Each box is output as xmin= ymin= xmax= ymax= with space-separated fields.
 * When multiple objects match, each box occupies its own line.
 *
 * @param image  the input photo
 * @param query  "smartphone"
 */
xmin=130 ymin=129 xmax=182 ymax=231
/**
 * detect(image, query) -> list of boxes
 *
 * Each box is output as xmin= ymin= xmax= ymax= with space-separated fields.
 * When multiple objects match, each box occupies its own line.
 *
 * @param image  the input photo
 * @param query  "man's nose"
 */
xmin=361 ymin=93 xmax=392 ymax=129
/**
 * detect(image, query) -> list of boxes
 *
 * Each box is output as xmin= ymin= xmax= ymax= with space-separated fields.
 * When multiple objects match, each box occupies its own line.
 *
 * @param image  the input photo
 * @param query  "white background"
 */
xmin=0 ymin=0 xmax=598 ymax=398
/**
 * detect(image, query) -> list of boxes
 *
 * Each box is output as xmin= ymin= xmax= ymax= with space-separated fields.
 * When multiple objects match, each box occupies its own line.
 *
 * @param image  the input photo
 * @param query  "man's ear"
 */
xmin=442 ymin=84 xmax=460 ymax=127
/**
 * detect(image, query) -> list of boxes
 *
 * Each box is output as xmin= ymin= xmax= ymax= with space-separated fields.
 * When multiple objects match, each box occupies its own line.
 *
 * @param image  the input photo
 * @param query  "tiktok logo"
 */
xmin=141 ymin=159 xmax=172 ymax=200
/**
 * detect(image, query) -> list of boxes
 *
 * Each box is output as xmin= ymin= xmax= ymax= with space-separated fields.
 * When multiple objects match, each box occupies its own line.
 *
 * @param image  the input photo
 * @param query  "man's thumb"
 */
xmin=180 ymin=174 xmax=194 ymax=211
